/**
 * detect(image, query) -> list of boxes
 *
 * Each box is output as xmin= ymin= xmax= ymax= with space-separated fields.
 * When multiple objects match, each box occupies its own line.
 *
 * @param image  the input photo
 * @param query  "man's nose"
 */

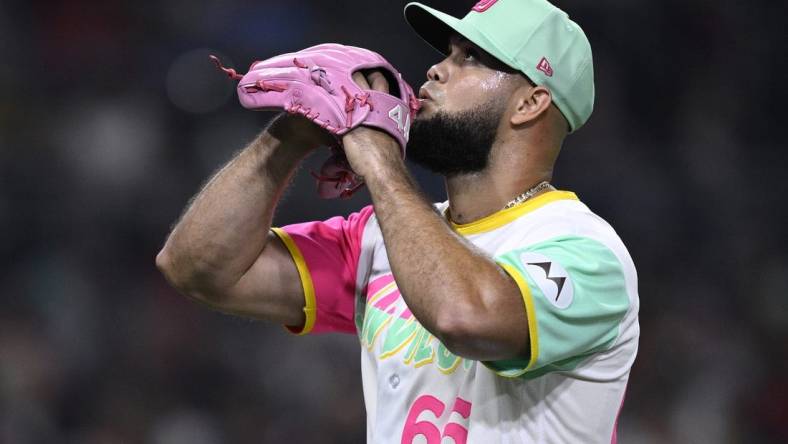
xmin=426 ymin=60 xmax=448 ymax=82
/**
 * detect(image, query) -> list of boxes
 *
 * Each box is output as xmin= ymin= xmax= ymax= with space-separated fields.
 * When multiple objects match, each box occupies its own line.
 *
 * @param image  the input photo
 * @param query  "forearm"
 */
xmin=157 ymin=115 xmax=314 ymax=293
xmin=364 ymin=163 xmax=521 ymax=358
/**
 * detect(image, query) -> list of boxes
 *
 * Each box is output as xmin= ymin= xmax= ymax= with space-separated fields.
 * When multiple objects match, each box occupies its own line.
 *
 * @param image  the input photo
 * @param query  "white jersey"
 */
xmin=272 ymin=190 xmax=639 ymax=443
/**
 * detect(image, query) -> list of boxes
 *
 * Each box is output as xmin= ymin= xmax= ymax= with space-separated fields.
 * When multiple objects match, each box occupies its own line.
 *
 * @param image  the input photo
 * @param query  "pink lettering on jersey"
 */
xmin=373 ymin=287 xmax=402 ymax=311
xmin=367 ymin=273 xmax=395 ymax=300
xmin=364 ymin=273 xmax=469 ymax=374
xmin=367 ymin=274 xmax=414 ymax=319
xmin=402 ymin=395 xmax=472 ymax=444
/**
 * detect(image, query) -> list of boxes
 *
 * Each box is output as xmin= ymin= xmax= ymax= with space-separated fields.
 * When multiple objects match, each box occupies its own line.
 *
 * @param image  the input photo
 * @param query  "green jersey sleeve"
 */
xmin=485 ymin=235 xmax=630 ymax=378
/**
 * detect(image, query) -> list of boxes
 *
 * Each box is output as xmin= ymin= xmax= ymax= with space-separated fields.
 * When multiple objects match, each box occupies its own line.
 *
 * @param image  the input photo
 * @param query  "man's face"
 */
xmin=407 ymin=35 xmax=518 ymax=177
xmin=416 ymin=35 xmax=516 ymax=120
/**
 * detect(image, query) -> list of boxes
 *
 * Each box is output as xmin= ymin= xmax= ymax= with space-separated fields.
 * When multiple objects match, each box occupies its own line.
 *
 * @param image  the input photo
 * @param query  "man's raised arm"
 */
xmin=156 ymin=115 xmax=329 ymax=325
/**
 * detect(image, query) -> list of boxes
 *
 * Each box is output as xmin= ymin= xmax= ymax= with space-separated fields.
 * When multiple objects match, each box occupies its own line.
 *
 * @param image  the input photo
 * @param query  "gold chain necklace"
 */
xmin=447 ymin=181 xmax=553 ymax=224
xmin=502 ymin=181 xmax=553 ymax=210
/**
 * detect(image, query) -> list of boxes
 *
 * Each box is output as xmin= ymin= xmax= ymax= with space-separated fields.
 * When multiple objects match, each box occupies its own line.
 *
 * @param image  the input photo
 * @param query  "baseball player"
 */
xmin=158 ymin=0 xmax=639 ymax=442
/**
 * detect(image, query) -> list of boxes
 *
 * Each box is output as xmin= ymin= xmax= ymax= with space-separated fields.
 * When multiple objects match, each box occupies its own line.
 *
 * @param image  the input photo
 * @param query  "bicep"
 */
xmin=212 ymin=232 xmax=306 ymax=326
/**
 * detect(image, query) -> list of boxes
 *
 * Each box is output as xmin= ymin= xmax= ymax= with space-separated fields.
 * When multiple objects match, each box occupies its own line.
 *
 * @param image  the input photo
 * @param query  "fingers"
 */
xmin=352 ymin=70 xmax=389 ymax=93
xmin=352 ymin=72 xmax=370 ymax=89
xmin=366 ymin=71 xmax=389 ymax=93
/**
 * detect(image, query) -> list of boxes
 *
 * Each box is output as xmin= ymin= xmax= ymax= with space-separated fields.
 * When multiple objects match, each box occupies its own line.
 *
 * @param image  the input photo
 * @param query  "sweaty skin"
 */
xmin=479 ymin=71 xmax=509 ymax=93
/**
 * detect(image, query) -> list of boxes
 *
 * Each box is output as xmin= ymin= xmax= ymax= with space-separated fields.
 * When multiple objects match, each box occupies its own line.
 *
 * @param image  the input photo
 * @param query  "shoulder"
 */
xmin=510 ymin=195 xmax=633 ymax=262
xmin=463 ymin=192 xmax=639 ymax=298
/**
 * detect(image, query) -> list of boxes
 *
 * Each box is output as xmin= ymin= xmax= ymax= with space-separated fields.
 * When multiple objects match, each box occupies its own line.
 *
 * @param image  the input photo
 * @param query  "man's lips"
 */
xmin=418 ymin=87 xmax=433 ymax=101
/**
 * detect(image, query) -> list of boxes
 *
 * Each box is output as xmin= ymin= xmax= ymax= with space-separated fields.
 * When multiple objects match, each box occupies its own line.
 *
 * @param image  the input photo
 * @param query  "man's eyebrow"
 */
xmin=447 ymin=35 xmax=469 ymax=52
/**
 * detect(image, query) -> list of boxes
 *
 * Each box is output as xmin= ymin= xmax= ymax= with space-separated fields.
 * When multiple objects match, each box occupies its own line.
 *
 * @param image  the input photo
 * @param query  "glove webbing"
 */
xmin=210 ymin=55 xmax=375 ymax=131
xmin=309 ymin=169 xmax=364 ymax=199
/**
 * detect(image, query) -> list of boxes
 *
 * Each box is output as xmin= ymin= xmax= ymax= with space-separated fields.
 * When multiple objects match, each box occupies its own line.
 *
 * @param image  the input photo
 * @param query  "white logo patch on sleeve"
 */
xmin=519 ymin=252 xmax=574 ymax=309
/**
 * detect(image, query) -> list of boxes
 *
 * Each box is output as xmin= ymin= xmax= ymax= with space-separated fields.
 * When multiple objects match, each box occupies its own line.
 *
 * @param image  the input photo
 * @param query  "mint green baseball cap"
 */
xmin=404 ymin=0 xmax=594 ymax=132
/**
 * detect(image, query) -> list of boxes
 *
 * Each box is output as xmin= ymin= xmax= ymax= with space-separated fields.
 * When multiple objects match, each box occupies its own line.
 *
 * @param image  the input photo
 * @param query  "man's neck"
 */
xmin=445 ymin=169 xmax=552 ymax=225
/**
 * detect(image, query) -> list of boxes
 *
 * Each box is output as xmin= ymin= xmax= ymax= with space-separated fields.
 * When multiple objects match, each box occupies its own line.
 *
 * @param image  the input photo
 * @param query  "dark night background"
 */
xmin=1 ymin=0 xmax=786 ymax=442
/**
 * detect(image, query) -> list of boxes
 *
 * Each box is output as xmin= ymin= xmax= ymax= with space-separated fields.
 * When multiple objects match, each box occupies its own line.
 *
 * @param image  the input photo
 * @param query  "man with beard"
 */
xmin=157 ymin=0 xmax=640 ymax=442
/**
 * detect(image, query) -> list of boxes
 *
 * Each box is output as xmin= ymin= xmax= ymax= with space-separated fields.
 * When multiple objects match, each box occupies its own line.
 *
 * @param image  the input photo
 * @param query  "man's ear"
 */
xmin=510 ymin=85 xmax=552 ymax=126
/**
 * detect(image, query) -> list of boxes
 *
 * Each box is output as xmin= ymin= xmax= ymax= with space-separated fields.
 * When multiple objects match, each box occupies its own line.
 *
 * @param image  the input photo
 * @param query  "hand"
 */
xmin=266 ymin=113 xmax=335 ymax=155
xmin=341 ymin=71 xmax=404 ymax=178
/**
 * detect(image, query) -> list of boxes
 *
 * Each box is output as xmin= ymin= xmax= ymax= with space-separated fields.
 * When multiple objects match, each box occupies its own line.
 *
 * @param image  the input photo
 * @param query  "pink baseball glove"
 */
xmin=211 ymin=44 xmax=420 ymax=198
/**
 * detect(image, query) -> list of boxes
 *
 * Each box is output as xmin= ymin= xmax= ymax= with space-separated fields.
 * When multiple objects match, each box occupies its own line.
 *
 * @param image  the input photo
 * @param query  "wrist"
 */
xmin=249 ymin=124 xmax=311 ymax=178
xmin=363 ymin=158 xmax=415 ymax=196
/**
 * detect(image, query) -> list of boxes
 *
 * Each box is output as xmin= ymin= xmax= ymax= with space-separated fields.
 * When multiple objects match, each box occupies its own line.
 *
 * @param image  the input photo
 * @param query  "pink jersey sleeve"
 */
xmin=270 ymin=205 xmax=374 ymax=335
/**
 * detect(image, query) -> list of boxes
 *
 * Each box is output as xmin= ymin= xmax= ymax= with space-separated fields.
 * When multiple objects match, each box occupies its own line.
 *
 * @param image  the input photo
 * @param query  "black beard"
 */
xmin=406 ymin=100 xmax=504 ymax=177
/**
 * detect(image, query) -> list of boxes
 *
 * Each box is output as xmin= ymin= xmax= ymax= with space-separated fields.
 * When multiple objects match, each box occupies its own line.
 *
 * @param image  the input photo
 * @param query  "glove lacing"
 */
xmin=210 ymin=54 xmax=391 ymax=198
xmin=309 ymin=169 xmax=364 ymax=199
xmin=210 ymin=55 xmax=288 ymax=92
xmin=340 ymin=85 xmax=373 ymax=128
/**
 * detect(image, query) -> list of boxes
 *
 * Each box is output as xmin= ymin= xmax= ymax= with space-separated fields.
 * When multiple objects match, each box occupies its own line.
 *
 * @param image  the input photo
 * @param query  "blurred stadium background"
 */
xmin=1 ymin=0 xmax=786 ymax=442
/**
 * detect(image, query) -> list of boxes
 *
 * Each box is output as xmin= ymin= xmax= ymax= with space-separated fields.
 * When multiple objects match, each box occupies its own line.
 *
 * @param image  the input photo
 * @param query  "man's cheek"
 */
xmin=446 ymin=86 xmax=482 ymax=113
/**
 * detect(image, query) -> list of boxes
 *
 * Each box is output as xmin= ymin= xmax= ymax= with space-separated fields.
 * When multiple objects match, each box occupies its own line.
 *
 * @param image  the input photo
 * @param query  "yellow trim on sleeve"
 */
xmin=271 ymin=228 xmax=317 ymax=335
xmin=484 ymin=263 xmax=540 ymax=378
xmin=449 ymin=190 xmax=578 ymax=236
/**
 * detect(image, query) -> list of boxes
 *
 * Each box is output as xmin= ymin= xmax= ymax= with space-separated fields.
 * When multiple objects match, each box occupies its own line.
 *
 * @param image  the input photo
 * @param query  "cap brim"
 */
xmin=405 ymin=3 xmax=491 ymax=56
xmin=404 ymin=2 xmax=460 ymax=56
